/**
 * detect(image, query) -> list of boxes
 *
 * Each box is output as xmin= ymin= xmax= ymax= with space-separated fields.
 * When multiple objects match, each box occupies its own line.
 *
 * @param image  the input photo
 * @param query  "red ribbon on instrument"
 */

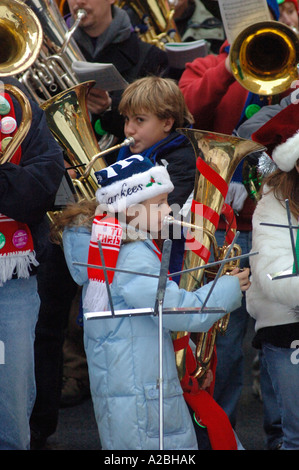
xmin=221 ymin=202 xmax=237 ymax=245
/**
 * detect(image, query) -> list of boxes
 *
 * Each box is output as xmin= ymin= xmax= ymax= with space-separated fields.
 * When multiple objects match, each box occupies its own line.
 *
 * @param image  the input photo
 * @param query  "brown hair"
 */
xmin=118 ymin=76 xmax=194 ymax=130
xmin=50 ymin=199 xmax=97 ymax=243
xmin=262 ymin=166 xmax=299 ymax=219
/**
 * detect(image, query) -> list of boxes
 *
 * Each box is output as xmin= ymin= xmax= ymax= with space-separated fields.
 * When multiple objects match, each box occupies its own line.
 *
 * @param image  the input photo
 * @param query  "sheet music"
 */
xmin=72 ymin=60 xmax=128 ymax=92
xmin=218 ymin=0 xmax=271 ymax=44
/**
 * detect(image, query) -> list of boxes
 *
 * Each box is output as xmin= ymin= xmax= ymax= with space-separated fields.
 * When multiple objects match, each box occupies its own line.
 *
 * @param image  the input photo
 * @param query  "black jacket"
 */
xmin=0 ymin=78 xmax=65 ymax=262
xmin=70 ymin=16 xmax=169 ymax=141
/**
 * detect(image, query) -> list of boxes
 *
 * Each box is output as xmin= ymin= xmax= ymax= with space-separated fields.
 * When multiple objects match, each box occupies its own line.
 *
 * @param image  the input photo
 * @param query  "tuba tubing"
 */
xmin=173 ymin=128 xmax=265 ymax=383
xmin=116 ymin=0 xmax=181 ymax=48
xmin=0 ymin=0 xmax=43 ymax=163
xmin=0 ymin=85 xmax=32 ymax=164
xmin=82 ymin=137 xmax=135 ymax=180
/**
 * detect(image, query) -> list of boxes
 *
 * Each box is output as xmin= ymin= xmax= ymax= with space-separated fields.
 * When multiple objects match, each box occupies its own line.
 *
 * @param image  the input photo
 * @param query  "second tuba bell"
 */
xmin=229 ymin=20 xmax=299 ymax=96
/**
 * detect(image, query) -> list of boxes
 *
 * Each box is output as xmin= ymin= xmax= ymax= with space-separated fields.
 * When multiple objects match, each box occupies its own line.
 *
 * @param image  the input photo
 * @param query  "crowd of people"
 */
xmin=1 ymin=0 xmax=299 ymax=451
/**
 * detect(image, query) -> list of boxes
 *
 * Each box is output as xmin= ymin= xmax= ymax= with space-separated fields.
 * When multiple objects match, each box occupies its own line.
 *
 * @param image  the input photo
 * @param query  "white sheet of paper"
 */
xmin=72 ymin=60 xmax=128 ymax=91
xmin=218 ymin=0 xmax=271 ymax=44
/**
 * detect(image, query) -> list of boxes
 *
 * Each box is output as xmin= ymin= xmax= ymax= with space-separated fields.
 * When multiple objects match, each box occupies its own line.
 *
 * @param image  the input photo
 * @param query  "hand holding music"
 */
xmin=87 ymin=88 xmax=112 ymax=115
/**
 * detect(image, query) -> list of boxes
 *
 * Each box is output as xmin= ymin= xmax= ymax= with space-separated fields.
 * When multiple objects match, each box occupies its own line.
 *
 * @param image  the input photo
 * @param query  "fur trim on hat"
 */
xmin=96 ymin=165 xmax=174 ymax=212
xmin=272 ymin=130 xmax=299 ymax=172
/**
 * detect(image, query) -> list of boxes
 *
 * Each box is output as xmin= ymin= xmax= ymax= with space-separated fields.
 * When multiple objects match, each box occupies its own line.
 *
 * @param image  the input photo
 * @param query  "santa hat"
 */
xmin=252 ymin=102 xmax=299 ymax=172
xmin=83 ymin=156 xmax=174 ymax=313
xmin=95 ymin=154 xmax=174 ymax=212
xmin=277 ymin=0 xmax=299 ymax=12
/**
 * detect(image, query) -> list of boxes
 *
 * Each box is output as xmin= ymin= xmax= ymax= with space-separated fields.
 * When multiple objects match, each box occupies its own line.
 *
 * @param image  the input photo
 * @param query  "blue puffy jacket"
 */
xmin=63 ymin=225 xmax=242 ymax=450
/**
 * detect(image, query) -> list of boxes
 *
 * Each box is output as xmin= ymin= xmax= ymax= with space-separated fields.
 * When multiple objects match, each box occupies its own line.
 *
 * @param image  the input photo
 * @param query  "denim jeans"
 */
xmin=0 ymin=276 xmax=40 ymax=450
xmin=261 ymin=342 xmax=299 ymax=450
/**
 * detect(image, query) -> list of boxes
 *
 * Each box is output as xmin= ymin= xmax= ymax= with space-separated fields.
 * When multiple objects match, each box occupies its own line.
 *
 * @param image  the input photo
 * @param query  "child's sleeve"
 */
xmin=62 ymin=225 xmax=91 ymax=286
xmin=115 ymin=242 xmax=242 ymax=332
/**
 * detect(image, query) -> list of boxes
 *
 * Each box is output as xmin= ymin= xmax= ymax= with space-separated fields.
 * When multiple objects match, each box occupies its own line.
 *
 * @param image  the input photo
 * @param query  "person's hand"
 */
xmin=230 ymin=266 xmax=251 ymax=291
xmin=87 ymin=88 xmax=112 ymax=115
xmin=64 ymin=160 xmax=77 ymax=179
xmin=200 ymin=369 xmax=213 ymax=390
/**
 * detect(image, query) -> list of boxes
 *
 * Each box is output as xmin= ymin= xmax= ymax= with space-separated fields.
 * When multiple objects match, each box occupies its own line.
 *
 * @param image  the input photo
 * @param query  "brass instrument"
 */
xmin=116 ymin=0 xmax=181 ymax=48
xmin=173 ymin=129 xmax=265 ymax=383
xmin=229 ymin=21 xmax=299 ymax=96
xmin=17 ymin=0 xmax=86 ymax=103
xmin=0 ymin=0 xmax=43 ymax=163
xmin=82 ymin=137 xmax=135 ymax=180
xmin=40 ymin=81 xmax=134 ymax=201
xmin=40 ymin=81 xmax=107 ymax=200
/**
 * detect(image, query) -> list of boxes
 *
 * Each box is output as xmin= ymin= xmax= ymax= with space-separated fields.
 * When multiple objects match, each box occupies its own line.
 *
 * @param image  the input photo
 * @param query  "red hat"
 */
xmin=252 ymin=102 xmax=299 ymax=171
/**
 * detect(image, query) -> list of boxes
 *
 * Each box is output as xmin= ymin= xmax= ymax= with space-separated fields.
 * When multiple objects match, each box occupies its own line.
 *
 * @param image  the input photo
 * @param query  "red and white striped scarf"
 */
xmin=83 ymin=215 xmax=123 ymax=312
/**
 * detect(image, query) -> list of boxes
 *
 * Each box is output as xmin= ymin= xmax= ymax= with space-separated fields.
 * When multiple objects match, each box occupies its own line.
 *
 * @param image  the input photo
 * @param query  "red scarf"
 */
xmin=177 ymin=339 xmax=238 ymax=450
xmin=84 ymin=214 xmax=123 ymax=312
xmin=0 ymin=93 xmax=37 ymax=286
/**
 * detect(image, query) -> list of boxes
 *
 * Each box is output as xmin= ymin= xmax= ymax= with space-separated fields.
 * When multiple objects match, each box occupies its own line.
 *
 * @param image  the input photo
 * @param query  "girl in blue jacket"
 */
xmin=60 ymin=154 xmax=250 ymax=450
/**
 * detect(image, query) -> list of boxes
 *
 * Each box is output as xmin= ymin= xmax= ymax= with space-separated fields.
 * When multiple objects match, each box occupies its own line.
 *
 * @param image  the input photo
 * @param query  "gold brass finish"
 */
xmin=0 ymin=1 xmax=43 ymax=163
xmin=40 ymin=81 xmax=104 ymax=200
xmin=116 ymin=0 xmax=181 ymax=48
xmin=19 ymin=0 xmax=86 ymax=102
xmin=0 ymin=0 xmax=43 ymax=77
xmin=229 ymin=21 xmax=299 ymax=95
xmin=173 ymin=129 xmax=265 ymax=382
xmin=0 ymin=85 xmax=32 ymax=164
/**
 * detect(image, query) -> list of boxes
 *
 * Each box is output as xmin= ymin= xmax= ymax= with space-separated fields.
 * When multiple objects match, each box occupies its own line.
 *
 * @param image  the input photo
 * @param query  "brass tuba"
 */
xmin=16 ymin=0 xmax=86 ymax=103
xmin=40 ymin=81 xmax=133 ymax=201
xmin=173 ymin=129 xmax=265 ymax=383
xmin=40 ymin=81 xmax=109 ymax=201
xmin=116 ymin=0 xmax=181 ymax=48
xmin=0 ymin=0 xmax=43 ymax=163
xmin=229 ymin=21 xmax=299 ymax=96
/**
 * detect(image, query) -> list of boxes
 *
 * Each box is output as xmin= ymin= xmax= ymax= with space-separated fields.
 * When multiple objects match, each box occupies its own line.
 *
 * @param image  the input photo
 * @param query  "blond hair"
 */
xmin=118 ymin=76 xmax=194 ymax=129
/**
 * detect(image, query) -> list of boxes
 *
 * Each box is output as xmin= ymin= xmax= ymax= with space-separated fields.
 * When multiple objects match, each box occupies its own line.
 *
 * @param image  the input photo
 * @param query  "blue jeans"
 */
xmin=261 ymin=342 xmax=299 ymax=450
xmin=0 ymin=276 xmax=40 ymax=449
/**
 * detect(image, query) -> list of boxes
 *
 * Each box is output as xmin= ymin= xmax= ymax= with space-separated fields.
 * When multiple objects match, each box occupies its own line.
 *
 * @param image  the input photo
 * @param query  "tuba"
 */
xmin=40 ymin=81 xmax=133 ymax=201
xmin=173 ymin=129 xmax=265 ymax=383
xmin=17 ymin=0 xmax=86 ymax=103
xmin=229 ymin=21 xmax=299 ymax=96
xmin=116 ymin=0 xmax=181 ymax=48
xmin=0 ymin=0 xmax=43 ymax=163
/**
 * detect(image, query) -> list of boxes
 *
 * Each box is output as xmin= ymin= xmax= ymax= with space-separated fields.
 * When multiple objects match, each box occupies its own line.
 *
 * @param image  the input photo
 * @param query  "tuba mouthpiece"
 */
xmin=122 ymin=137 xmax=135 ymax=147
xmin=76 ymin=9 xmax=87 ymax=20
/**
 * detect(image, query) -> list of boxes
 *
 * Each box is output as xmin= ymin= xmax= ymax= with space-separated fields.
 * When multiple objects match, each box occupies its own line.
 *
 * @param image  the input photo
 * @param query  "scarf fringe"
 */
xmin=0 ymin=251 xmax=38 ymax=286
xmin=83 ymin=279 xmax=109 ymax=313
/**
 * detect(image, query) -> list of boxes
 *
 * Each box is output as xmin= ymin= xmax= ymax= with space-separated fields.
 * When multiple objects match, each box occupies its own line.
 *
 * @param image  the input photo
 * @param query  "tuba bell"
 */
xmin=40 ymin=81 xmax=134 ymax=201
xmin=229 ymin=21 xmax=299 ymax=96
xmin=173 ymin=129 xmax=265 ymax=384
xmin=40 ymin=81 xmax=107 ymax=200
xmin=0 ymin=0 xmax=43 ymax=163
